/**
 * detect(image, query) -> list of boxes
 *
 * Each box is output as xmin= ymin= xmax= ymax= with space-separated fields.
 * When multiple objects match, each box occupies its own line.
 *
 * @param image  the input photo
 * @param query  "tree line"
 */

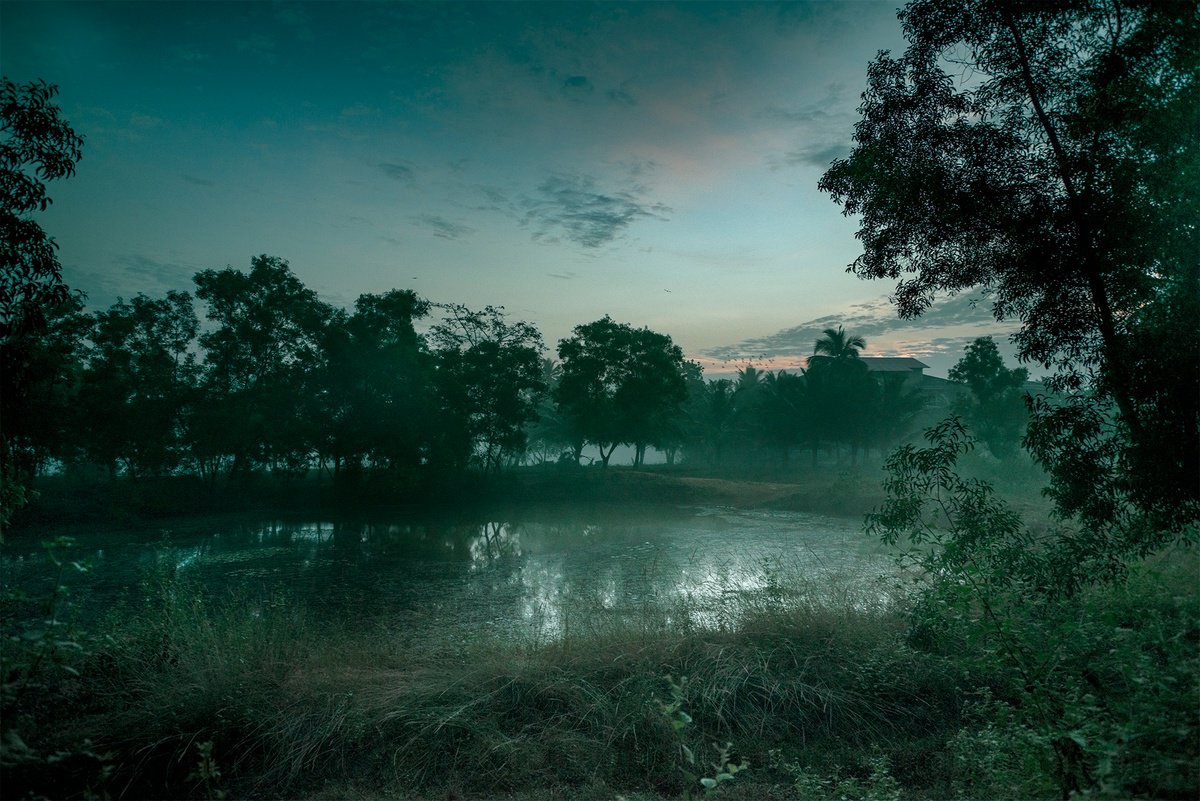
xmin=7 ymin=254 xmax=1015 ymax=490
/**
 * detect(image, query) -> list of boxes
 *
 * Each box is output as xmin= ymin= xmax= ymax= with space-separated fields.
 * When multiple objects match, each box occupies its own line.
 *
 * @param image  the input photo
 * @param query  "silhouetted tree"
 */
xmin=525 ymin=359 xmax=577 ymax=465
xmin=0 ymin=295 xmax=88 ymax=482
xmin=805 ymin=327 xmax=874 ymax=463
xmin=820 ymin=0 xmax=1198 ymax=527
xmin=871 ymin=373 xmax=925 ymax=455
xmin=0 ymin=79 xmax=84 ymax=339
xmin=430 ymin=304 xmax=545 ymax=474
xmin=78 ymin=292 xmax=198 ymax=476
xmin=314 ymin=290 xmax=432 ymax=480
xmin=760 ymin=370 xmax=806 ymax=465
xmin=649 ymin=359 xmax=705 ymax=466
xmin=555 ymin=317 xmax=688 ymax=467
xmin=191 ymin=255 xmax=332 ymax=479
xmin=688 ymin=378 xmax=737 ymax=466
xmin=1 ymin=78 xmax=84 ymax=523
xmin=948 ymin=337 xmax=1030 ymax=458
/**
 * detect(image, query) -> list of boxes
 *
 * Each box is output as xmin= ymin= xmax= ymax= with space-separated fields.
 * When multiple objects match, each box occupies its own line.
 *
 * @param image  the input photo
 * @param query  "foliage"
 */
xmin=870 ymin=416 xmax=1200 ymax=799
xmin=78 ymin=291 xmax=198 ymax=476
xmin=805 ymin=327 xmax=877 ymax=462
xmin=820 ymin=0 xmax=1199 ymax=527
xmin=948 ymin=337 xmax=1029 ymax=458
xmin=657 ymin=674 xmax=748 ymax=798
xmin=555 ymin=316 xmax=688 ymax=467
xmin=0 ymin=78 xmax=84 ymax=338
xmin=0 ymin=294 xmax=89 ymax=484
xmin=1 ymin=78 xmax=84 ymax=523
xmin=192 ymin=255 xmax=333 ymax=477
xmin=0 ymin=536 xmax=112 ymax=795
xmin=315 ymin=289 xmax=432 ymax=477
xmin=773 ymin=750 xmax=903 ymax=801
xmin=430 ymin=304 xmax=546 ymax=473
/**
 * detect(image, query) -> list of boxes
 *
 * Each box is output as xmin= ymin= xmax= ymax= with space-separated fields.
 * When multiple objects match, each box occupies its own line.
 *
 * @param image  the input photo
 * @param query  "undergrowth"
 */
xmin=3 ymin=523 xmax=1196 ymax=800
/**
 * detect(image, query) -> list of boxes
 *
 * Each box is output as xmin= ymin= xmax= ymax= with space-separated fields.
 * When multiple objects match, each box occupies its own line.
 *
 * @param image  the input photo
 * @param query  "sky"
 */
xmin=3 ymin=0 xmax=1022 ymax=378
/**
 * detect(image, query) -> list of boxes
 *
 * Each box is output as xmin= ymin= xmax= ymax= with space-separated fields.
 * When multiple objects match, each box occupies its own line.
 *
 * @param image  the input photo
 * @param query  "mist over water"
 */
xmin=2 ymin=507 xmax=889 ymax=643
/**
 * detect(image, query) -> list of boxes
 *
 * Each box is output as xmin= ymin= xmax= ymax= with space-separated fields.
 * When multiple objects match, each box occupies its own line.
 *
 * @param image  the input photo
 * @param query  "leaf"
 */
xmin=700 ymin=778 xmax=717 ymax=789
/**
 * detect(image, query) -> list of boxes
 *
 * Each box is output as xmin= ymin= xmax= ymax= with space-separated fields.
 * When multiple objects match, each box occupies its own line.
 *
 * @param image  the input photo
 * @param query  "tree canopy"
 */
xmin=555 ymin=317 xmax=688 ymax=467
xmin=948 ymin=336 xmax=1030 ymax=458
xmin=820 ymin=0 xmax=1199 ymax=527
xmin=1 ymin=79 xmax=84 ymax=338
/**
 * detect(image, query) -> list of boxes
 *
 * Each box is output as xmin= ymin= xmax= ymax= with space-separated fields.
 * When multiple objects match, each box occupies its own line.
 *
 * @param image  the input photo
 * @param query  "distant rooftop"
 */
xmin=859 ymin=357 xmax=929 ymax=372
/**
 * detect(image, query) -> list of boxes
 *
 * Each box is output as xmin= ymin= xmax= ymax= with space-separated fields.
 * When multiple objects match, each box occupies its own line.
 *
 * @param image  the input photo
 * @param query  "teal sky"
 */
xmin=3 ymin=1 xmax=1020 ymax=377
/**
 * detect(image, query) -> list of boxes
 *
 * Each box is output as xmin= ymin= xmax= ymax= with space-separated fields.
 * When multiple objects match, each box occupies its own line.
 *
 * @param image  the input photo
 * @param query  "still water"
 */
xmin=2 ymin=507 xmax=892 ymax=642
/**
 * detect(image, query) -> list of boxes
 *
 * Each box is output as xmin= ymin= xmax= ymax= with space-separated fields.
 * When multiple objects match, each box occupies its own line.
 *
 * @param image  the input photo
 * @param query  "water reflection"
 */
xmin=1 ymin=509 xmax=888 ymax=643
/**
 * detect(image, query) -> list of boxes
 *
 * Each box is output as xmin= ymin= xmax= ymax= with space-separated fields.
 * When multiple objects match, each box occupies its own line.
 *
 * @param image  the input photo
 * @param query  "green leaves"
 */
xmin=656 ymin=675 xmax=748 ymax=798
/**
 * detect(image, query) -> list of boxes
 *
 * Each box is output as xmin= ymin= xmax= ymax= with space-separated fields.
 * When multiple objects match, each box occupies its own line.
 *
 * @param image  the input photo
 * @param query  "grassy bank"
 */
xmin=3 ymin=543 xmax=1196 ymax=800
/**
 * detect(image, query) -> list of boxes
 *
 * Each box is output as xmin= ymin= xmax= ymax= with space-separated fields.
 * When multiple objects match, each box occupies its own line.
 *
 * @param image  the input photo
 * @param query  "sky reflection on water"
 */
xmin=3 ymin=508 xmax=892 ymax=643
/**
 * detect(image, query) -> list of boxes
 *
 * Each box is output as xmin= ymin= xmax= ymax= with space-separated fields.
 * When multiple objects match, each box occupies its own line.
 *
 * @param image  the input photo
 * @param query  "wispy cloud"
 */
xmin=181 ymin=174 xmax=215 ymax=187
xmin=522 ymin=173 xmax=670 ymax=248
xmin=705 ymin=294 xmax=1016 ymax=362
xmin=169 ymin=44 xmax=208 ymax=62
xmin=69 ymin=254 xmax=199 ymax=308
xmin=780 ymin=141 xmax=850 ymax=169
xmin=236 ymin=33 xmax=278 ymax=64
xmin=410 ymin=214 xmax=473 ymax=240
xmin=561 ymin=75 xmax=594 ymax=100
xmin=340 ymin=103 xmax=379 ymax=118
xmin=129 ymin=112 xmax=164 ymax=129
xmin=379 ymin=162 xmax=415 ymax=184
xmin=273 ymin=2 xmax=315 ymax=42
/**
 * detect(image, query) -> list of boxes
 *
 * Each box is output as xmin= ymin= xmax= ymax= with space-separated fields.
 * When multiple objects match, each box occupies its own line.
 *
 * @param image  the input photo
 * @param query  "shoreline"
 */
xmin=5 ymin=465 xmax=887 ymax=537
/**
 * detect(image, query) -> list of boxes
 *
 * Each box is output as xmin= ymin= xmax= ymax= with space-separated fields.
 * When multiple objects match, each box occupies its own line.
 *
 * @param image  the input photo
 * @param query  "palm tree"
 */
xmin=806 ymin=326 xmax=869 ymax=465
xmin=809 ymin=326 xmax=866 ymax=369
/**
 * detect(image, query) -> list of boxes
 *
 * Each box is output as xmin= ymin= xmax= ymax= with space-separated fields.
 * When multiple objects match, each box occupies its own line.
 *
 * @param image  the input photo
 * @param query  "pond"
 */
xmin=1 ymin=506 xmax=894 ymax=643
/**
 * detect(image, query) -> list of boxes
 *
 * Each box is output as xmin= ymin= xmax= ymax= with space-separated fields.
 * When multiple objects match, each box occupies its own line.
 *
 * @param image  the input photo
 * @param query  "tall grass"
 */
xmin=6 ymin=544 xmax=1196 ymax=800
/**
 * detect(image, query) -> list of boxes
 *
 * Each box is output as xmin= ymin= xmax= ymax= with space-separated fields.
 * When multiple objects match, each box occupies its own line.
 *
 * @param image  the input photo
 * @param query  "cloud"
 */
xmin=181 ymin=174 xmax=215 ymax=187
xmin=273 ymin=3 xmax=315 ymax=41
xmin=547 ymin=271 xmax=576 ymax=280
xmin=410 ymin=214 xmax=474 ymax=240
xmin=69 ymin=254 xmax=199 ymax=308
xmin=780 ymin=141 xmax=850 ymax=169
xmin=340 ymin=103 xmax=380 ymax=118
xmin=522 ymin=173 xmax=670 ymax=249
xmin=704 ymin=293 xmax=1015 ymax=363
xmin=236 ymin=33 xmax=278 ymax=63
xmin=129 ymin=112 xmax=164 ymax=129
xmin=169 ymin=44 xmax=208 ymax=62
xmin=561 ymin=75 xmax=594 ymax=100
xmin=379 ymin=162 xmax=415 ymax=183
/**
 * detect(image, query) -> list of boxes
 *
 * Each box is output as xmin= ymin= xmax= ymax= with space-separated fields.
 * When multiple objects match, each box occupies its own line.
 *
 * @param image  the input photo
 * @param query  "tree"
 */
xmin=809 ymin=326 xmax=865 ymax=368
xmin=77 ymin=292 xmax=198 ymax=476
xmin=689 ymin=378 xmax=737 ymax=466
xmin=525 ymin=359 xmax=577 ymax=465
xmin=1 ymin=79 xmax=84 ymax=339
xmin=429 ymin=304 xmax=545 ymax=474
xmin=805 ymin=327 xmax=875 ymax=463
xmin=190 ymin=255 xmax=332 ymax=478
xmin=1 ymin=78 xmax=84 ymax=523
xmin=313 ymin=290 xmax=432 ymax=479
xmin=0 ymin=295 xmax=89 ymax=482
xmin=555 ymin=317 xmax=688 ymax=467
xmin=819 ymin=0 xmax=1198 ymax=527
xmin=948 ymin=336 xmax=1030 ymax=458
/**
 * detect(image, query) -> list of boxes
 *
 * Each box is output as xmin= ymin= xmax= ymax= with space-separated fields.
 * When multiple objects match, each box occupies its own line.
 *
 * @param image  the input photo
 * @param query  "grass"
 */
xmin=3 ymin=540 xmax=1196 ymax=800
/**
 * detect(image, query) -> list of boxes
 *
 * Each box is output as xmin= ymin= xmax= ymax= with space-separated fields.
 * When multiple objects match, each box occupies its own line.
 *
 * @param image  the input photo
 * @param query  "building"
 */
xmin=858 ymin=357 xmax=929 ymax=383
